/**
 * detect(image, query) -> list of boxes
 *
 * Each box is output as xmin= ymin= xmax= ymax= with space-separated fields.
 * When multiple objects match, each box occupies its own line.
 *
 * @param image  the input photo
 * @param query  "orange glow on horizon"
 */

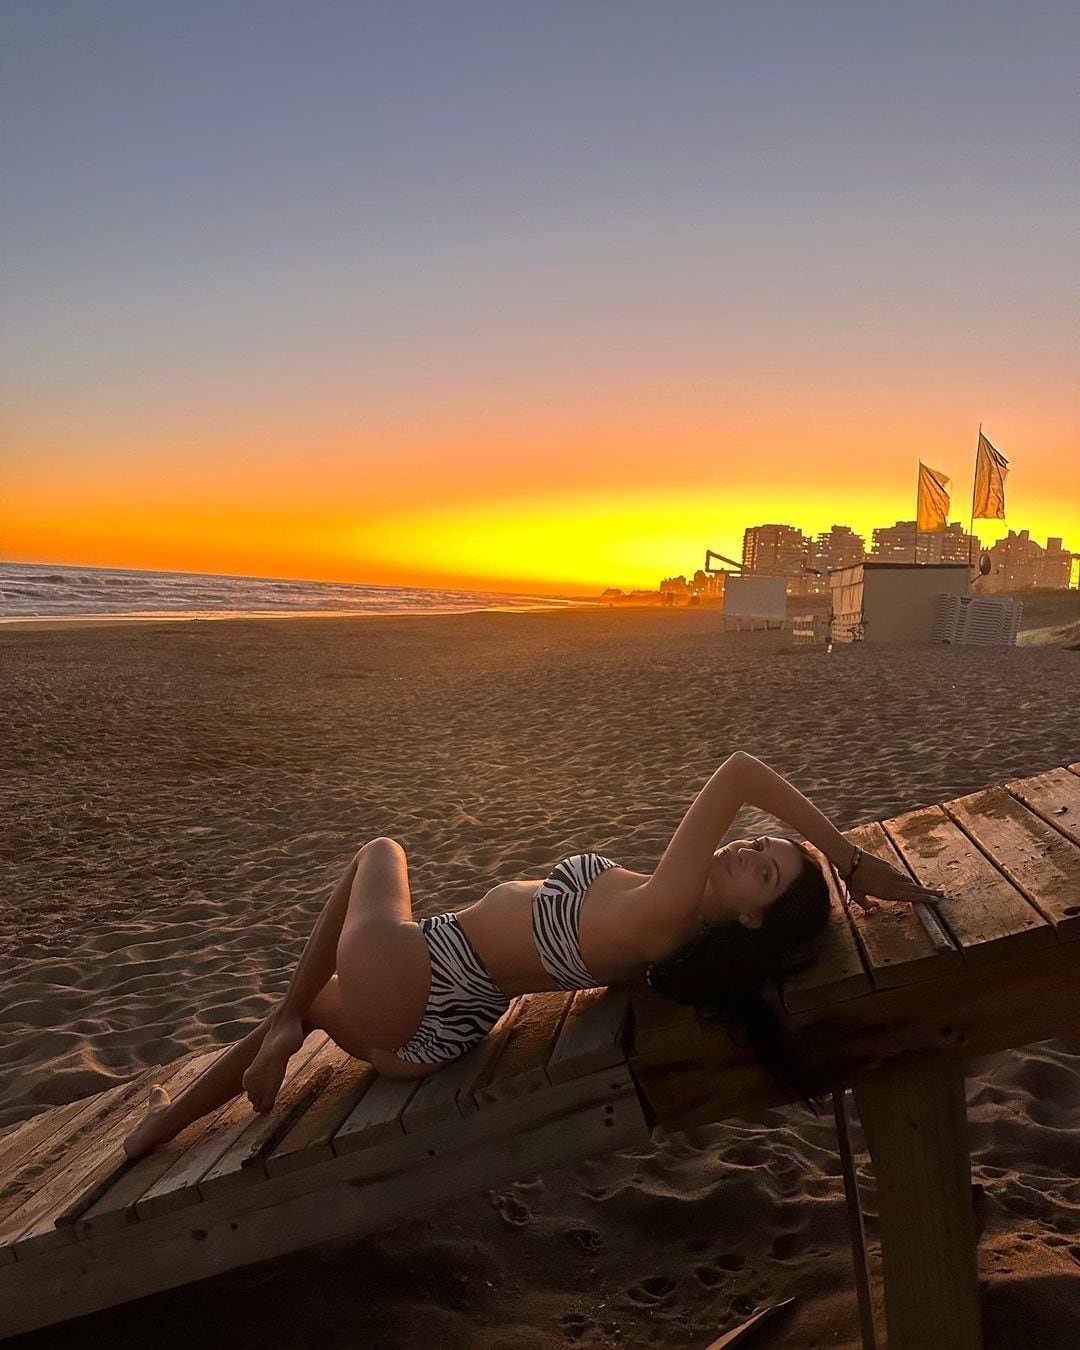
xmin=4 ymin=382 xmax=1076 ymax=595
xmin=3 ymin=474 xmax=1076 ymax=597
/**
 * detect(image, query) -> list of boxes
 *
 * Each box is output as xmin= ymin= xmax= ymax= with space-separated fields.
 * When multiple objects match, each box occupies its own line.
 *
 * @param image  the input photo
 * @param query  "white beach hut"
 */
xmin=722 ymin=575 xmax=787 ymax=621
xmin=829 ymin=562 xmax=971 ymax=643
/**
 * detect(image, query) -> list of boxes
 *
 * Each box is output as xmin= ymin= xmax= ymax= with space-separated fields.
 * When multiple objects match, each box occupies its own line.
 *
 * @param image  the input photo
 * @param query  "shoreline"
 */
xmin=3 ymin=586 xmax=1075 ymax=636
xmin=0 ymin=602 xmax=604 ymax=633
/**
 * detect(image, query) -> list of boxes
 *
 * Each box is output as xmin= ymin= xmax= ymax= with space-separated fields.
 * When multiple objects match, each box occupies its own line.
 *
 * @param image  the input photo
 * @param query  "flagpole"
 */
xmin=968 ymin=422 xmax=981 ymax=570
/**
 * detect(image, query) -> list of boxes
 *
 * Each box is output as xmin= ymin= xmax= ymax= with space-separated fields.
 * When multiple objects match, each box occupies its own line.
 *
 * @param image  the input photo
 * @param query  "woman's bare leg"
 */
xmin=123 ymin=840 xmax=402 ymax=1159
xmin=123 ymin=1013 xmax=281 ymax=1158
xmin=242 ymin=837 xmax=411 ymax=1106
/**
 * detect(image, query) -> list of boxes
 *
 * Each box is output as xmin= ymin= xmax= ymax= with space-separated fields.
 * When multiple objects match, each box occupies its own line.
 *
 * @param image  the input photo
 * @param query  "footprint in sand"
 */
xmin=693 ymin=1251 xmax=746 ymax=1285
xmin=564 ymin=1227 xmax=602 ymax=1251
xmin=560 ymin=1311 xmax=594 ymax=1342
xmin=625 ymin=1274 xmax=676 ymax=1307
xmin=770 ymin=1231 xmax=802 ymax=1261
xmin=488 ymin=1190 xmax=530 ymax=1225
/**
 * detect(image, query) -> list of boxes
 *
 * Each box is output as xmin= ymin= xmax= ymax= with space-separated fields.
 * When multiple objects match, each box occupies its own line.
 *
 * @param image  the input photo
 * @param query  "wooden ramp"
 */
xmin=3 ymin=765 xmax=1080 ymax=1349
xmin=0 ymin=986 xmax=646 ymax=1337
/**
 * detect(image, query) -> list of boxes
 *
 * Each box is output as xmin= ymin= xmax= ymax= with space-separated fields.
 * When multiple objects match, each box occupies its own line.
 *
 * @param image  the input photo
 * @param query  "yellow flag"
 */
xmin=973 ymin=432 xmax=1009 ymax=520
xmin=916 ymin=463 xmax=951 ymax=532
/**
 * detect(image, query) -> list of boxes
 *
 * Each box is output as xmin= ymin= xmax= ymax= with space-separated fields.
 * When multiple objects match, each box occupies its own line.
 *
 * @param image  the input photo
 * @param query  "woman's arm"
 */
xmin=644 ymin=752 xmax=852 ymax=905
xmin=639 ymin=752 xmax=944 ymax=939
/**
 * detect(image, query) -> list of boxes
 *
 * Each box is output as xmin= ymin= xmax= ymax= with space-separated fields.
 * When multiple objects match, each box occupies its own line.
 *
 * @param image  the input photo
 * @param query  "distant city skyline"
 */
xmin=652 ymin=518 xmax=1078 ymax=598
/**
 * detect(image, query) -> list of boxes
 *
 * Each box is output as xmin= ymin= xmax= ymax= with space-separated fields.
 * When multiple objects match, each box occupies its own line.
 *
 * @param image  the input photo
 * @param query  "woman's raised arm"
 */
xmin=640 ymin=752 xmax=945 ymax=935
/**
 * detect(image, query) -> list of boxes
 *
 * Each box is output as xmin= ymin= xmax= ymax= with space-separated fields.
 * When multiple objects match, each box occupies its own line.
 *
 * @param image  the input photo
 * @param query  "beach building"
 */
xmin=723 ymin=574 xmax=788 ymax=621
xmin=870 ymin=520 xmax=980 ymax=565
xmin=658 ymin=575 xmax=695 ymax=606
xmin=829 ymin=561 xmax=971 ymax=642
xmin=691 ymin=568 xmax=723 ymax=598
xmin=977 ymin=530 xmax=1075 ymax=592
xmin=810 ymin=525 xmax=865 ymax=574
xmin=741 ymin=523 xmax=816 ymax=596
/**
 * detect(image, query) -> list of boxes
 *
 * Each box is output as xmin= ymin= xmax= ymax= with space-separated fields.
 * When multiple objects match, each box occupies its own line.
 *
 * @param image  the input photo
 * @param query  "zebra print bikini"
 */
xmin=530 ymin=852 xmax=619 ymax=990
xmin=393 ymin=852 xmax=619 ymax=1066
xmin=393 ymin=911 xmax=511 ymax=1065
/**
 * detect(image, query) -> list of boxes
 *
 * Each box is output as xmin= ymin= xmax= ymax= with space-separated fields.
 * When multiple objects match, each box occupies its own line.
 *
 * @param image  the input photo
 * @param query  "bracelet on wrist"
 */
xmin=840 ymin=845 xmax=863 ymax=882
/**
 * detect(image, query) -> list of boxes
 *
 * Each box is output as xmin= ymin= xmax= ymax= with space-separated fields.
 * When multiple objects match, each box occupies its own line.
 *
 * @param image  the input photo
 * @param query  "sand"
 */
xmin=2 ymin=607 xmax=1078 ymax=1348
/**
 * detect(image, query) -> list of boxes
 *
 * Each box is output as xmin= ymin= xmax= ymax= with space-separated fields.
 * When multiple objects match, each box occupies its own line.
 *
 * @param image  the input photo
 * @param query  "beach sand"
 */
xmin=2 ymin=608 xmax=1078 ymax=1348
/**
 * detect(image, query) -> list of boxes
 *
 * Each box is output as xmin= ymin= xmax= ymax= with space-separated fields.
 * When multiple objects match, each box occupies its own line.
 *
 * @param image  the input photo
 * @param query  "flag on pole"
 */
xmin=916 ymin=463 xmax=951 ymax=531
xmin=973 ymin=432 xmax=1009 ymax=520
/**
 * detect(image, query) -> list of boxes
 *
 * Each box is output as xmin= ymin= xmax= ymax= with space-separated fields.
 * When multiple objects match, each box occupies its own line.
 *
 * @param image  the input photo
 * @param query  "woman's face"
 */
xmin=701 ymin=835 xmax=805 ymax=928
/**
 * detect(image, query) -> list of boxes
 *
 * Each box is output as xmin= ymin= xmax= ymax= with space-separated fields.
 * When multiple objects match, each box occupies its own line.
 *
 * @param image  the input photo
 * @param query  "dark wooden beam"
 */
xmin=628 ymin=938 xmax=1080 ymax=1133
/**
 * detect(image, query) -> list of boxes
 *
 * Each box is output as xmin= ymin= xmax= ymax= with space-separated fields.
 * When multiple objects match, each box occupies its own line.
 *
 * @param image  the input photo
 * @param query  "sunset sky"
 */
xmin=2 ymin=2 xmax=1077 ymax=596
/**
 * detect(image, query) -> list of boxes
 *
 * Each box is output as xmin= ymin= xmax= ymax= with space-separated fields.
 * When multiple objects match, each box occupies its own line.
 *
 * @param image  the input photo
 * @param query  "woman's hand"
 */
xmin=844 ymin=851 xmax=947 ymax=912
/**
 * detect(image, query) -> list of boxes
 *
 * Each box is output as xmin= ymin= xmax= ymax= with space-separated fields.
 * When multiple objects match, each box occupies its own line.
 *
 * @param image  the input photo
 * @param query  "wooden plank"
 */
xmin=400 ymin=1026 xmax=510 ymax=1135
xmin=630 ymin=935 xmax=1080 ymax=1136
xmin=15 ymin=1059 xmax=242 ymax=1260
xmin=854 ymin=1061 xmax=980 ymax=1350
xmin=546 ymin=986 xmax=631 ymax=1083
xmin=1007 ymin=766 xmax=1080 ymax=848
xmin=1 ymin=1099 xmax=116 ymax=1269
xmin=0 ymin=1071 xmax=165 ymax=1261
xmin=833 ymin=1089 xmax=878 ymax=1350
xmin=69 ymin=1048 xmax=229 ymax=1240
xmin=135 ymin=1035 xmax=329 ymax=1221
xmin=885 ymin=805 xmax=1056 ymax=964
xmin=6 ymin=1072 xmax=641 ymax=1287
xmin=447 ymin=995 xmax=526 ymax=1099
xmin=627 ymin=984 xmax=768 ymax=1129
xmin=263 ymin=1048 xmax=374 ymax=1175
xmin=945 ymin=788 xmax=1080 ymax=940
xmin=50 ymin=1049 xmax=220 ymax=1234
xmin=0 ymin=1080 xmax=140 ymax=1230
xmin=704 ymin=1299 xmax=797 ymax=1348
xmin=842 ymin=822 xmax=960 ymax=988
xmin=780 ymin=844 xmax=872 ymax=1012
xmin=332 ymin=1075 xmax=419 ymax=1154
xmin=471 ymin=992 xmax=571 ymax=1108
xmin=0 ymin=1067 xmax=647 ymax=1338
xmin=627 ymin=979 xmax=706 ymax=1061
xmin=197 ymin=1034 xmax=335 ymax=1199
xmin=133 ymin=1097 xmax=266 ymax=1222
xmin=0 ymin=1053 xmax=204 ymax=1205
xmin=0 ymin=1100 xmax=103 ymax=1208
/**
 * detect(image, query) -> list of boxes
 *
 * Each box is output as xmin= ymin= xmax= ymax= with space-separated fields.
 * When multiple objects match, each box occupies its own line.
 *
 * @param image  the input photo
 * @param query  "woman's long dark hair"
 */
xmin=645 ymin=843 xmax=830 ymax=1105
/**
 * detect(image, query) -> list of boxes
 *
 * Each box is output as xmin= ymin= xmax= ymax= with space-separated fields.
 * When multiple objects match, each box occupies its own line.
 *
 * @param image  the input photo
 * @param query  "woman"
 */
xmin=123 ymin=751 xmax=944 ymax=1158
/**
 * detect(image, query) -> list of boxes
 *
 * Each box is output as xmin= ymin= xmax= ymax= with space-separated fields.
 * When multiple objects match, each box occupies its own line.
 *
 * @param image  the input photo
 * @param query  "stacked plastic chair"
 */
xmin=931 ymin=594 xmax=1022 ymax=646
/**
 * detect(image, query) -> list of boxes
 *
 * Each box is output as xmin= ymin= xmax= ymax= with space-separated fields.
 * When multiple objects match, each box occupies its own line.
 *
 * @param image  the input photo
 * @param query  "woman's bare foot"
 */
xmin=122 ymin=1084 xmax=173 ymax=1159
xmin=241 ymin=1014 xmax=307 ymax=1114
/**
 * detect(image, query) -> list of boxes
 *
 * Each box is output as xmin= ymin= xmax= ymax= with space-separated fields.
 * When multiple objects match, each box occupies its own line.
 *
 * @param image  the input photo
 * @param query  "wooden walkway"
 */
xmin=3 ymin=764 xmax=1080 ymax=1347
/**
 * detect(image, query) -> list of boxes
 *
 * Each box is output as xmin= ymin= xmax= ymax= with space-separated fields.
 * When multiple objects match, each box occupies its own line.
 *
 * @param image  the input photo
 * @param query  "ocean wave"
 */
xmin=0 ymin=563 xmax=577 ymax=620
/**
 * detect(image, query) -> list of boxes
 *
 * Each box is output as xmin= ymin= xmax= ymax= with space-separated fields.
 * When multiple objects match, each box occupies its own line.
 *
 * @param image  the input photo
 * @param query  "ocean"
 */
xmin=0 ymin=562 xmax=587 ymax=622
